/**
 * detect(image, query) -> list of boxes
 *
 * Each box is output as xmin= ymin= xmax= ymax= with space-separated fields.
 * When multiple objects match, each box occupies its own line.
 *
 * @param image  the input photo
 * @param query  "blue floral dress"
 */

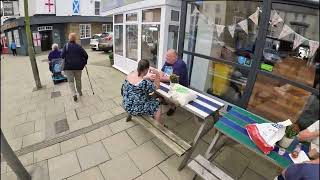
xmin=122 ymin=79 xmax=160 ymax=116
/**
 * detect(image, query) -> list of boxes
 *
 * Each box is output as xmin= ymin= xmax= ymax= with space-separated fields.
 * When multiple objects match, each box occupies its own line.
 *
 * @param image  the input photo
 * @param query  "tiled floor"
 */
xmin=1 ymin=52 xmax=279 ymax=180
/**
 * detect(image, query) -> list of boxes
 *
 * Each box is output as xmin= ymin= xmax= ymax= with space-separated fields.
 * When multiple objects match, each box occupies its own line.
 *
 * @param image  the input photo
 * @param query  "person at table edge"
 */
xmin=159 ymin=49 xmax=188 ymax=116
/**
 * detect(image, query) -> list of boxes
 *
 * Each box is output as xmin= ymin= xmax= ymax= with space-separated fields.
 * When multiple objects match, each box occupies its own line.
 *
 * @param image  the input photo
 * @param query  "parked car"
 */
xmin=90 ymin=33 xmax=108 ymax=51
xmin=98 ymin=32 xmax=113 ymax=52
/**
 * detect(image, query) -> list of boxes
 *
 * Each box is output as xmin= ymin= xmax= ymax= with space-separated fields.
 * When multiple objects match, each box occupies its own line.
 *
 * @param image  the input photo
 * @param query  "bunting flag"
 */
xmin=270 ymin=10 xmax=283 ymax=26
xmin=249 ymin=9 xmax=259 ymax=25
xmin=191 ymin=7 xmax=200 ymax=17
xmin=215 ymin=25 xmax=225 ymax=38
xmin=293 ymin=33 xmax=307 ymax=50
xmin=228 ymin=25 xmax=236 ymax=38
xmin=309 ymin=40 xmax=319 ymax=57
xmin=238 ymin=19 xmax=248 ymax=34
xmin=278 ymin=24 xmax=294 ymax=39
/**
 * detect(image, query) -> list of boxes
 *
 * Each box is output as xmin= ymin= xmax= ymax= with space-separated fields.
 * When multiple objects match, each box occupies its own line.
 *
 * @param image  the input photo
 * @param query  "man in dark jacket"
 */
xmin=61 ymin=33 xmax=88 ymax=101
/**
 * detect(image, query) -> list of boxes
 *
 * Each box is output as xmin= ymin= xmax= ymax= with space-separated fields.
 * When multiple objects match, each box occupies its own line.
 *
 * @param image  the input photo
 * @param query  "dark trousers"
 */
xmin=11 ymin=49 xmax=17 ymax=56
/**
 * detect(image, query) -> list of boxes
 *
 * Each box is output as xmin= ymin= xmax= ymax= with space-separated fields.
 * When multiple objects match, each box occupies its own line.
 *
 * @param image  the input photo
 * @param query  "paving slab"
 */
xmin=126 ymin=125 xmax=155 ymax=145
xmin=76 ymin=141 xmax=110 ymax=170
xmin=152 ymin=138 xmax=175 ymax=156
xmin=22 ymin=131 xmax=45 ymax=147
xmin=128 ymin=141 xmax=167 ymax=173
xmin=60 ymin=135 xmax=87 ymax=154
xmin=99 ymin=154 xmax=141 ymax=180
xmin=14 ymin=121 xmax=35 ymax=138
xmin=109 ymin=106 xmax=126 ymax=116
xmin=26 ymin=160 xmax=50 ymax=180
xmin=158 ymin=155 xmax=195 ymax=180
xmin=109 ymin=118 xmax=136 ymax=134
xmin=34 ymin=144 xmax=61 ymax=162
xmin=135 ymin=167 xmax=169 ymax=180
xmin=90 ymin=110 xmax=114 ymax=124
xmin=7 ymin=137 xmax=23 ymax=151
xmin=67 ymin=167 xmax=104 ymax=180
xmin=69 ymin=117 xmax=92 ymax=132
xmin=75 ymin=106 xmax=98 ymax=119
xmin=18 ymin=152 xmax=34 ymax=167
xmin=48 ymin=151 xmax=81 ymax=180
xmin=239 ymin=168 xmax=266 ymax=180
xmin=102 ymin=131 xmax=137 ymax=158
xmin=85 ymin=125 xmax=113 ymax=144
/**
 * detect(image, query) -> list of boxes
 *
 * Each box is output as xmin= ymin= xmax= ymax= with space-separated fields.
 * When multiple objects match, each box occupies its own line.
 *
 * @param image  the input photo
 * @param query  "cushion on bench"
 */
xmin=131 ymin=115 xmax=191 ymax=156
xmin=188 ymin=155 xmax=234 ymax=180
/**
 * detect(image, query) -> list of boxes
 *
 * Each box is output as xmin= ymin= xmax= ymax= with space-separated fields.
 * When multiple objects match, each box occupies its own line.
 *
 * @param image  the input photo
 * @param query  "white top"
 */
xmin=307 ymin=120 xmax=319 ymax=152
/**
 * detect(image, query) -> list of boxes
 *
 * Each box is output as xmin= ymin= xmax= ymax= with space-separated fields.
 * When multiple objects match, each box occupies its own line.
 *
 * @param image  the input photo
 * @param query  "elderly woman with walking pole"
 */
xmin=61 ymin=33 xmax=88 ymax=101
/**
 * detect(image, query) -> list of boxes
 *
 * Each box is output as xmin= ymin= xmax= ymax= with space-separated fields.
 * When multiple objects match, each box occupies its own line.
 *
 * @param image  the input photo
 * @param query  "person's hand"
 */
xmin=144 ymin=73 xmax=156 ymax=81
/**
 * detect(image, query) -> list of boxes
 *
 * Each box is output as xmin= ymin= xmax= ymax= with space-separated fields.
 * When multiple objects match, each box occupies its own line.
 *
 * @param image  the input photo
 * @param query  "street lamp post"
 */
xmin=24 ymin=0 xmax=42 ymax=89
xmin=1 ymin=130 xmax=31 ymax=180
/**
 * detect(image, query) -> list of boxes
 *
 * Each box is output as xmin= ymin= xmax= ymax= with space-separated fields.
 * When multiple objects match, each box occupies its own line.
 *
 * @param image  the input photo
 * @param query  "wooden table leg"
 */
xmin=178 ymin=116 xmax=209 ymax=171
xmin=205 ymin=131 xmax=221 ymax=159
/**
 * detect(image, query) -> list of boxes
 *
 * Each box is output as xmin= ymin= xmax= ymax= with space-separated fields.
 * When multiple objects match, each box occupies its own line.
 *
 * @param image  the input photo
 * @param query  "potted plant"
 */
xmin=108 ymin=53 xmax=114 ymax=66
xmin=169 ymin=74 xmax=179 ymax=84
xmin=278 ymin=124 xmax=299 ymax=148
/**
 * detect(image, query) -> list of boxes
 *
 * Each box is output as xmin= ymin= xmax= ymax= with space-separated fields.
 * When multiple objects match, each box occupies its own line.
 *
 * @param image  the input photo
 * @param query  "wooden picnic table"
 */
xmin=204 ymin=106 xmax=309 ymax=170
xmin=157 ymin=82 xmax=225 ymax=170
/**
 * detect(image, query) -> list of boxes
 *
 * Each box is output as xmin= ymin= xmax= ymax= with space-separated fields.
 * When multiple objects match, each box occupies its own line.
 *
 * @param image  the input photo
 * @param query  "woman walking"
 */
xmin=61 ymin=33 xmax=88 ymax=101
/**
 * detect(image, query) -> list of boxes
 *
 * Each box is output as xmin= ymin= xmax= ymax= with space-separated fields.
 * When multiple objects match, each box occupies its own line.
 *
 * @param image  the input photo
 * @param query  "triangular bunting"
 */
xmin=238 ymin=19 xmax=248 ymax=34
xmin=279 ymin=24 xmax=294 ymax=39
xmin=293 ymin=33 xmax=307 ymax=50
xmin=309 ymin=40 xmax=319 ymax=57
xmin=215 ymin=25 xmax=225 ymax=38
xmin=270 ymin=10 xmax=283 ymax=26
xmin=249 ymin=9 xmax=259 ymax=25
xmin=191 ymin=7 xmax=200 ymax=16
xmin=228 ymin=25 xmax=236 ymax=38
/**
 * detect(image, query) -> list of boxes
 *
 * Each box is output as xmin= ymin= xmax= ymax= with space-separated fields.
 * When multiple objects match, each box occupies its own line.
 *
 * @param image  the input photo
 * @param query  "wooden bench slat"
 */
xmin=194 ymin=155 xmax=233 ymax=180
xmin=188 ymin=160 xmax=219 ymax=180
xmin=132 ymin=116 xmax=187 ymax=156
xmin=142 ymin=116 xmax=192 ymax=151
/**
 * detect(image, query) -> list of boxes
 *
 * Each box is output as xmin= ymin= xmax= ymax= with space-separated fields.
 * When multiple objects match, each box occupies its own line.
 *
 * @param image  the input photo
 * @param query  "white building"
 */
xmin=101 ymin=0 xmax=181 ymax=73
xmin=1 ymin=0 xmax=112 ymax=55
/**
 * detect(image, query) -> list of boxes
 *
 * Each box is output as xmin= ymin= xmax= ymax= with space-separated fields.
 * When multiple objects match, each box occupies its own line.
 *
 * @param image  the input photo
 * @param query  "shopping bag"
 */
xmin=169 ymin=84 xmax=197 ymax=106
xmin=245 ymin=119 xmax=292 ymax=154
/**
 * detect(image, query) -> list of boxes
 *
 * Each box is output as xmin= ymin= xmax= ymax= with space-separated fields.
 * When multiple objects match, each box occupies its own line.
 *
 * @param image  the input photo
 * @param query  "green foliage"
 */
xmin=169 ymin=74 xmax=179 ymax=83
xmin=109 ymin=53 xmax=113 ymax=60
xmin=285 ymin=125 xmax=299 ymax=138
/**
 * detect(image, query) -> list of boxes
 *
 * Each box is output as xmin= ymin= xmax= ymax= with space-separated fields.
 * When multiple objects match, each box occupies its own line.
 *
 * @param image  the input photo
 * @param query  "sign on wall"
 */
xmin=73 ymin=0 xmax=80 ymax=15
xmin=3 ymin=2 xmax=14 ymax=16
xmin=13 ymin=30 xmax=21 ymax=47
xmin=38 ymin=26 xmax=53 ymax=31
xmin=33 ymin=32 xmax=42 ymax=47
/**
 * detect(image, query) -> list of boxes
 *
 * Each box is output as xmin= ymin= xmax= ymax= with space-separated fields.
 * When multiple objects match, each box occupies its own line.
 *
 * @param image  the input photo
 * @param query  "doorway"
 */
xmin=40 ymin=31 xmax=53 ymax=51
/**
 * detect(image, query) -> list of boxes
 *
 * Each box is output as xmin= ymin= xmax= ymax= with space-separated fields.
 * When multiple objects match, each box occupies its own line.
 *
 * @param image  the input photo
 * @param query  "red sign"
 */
xmin=45 ymin=0 xmax=54 ymax=12
xmin=33 ymin=32 xmax=41 ymax=46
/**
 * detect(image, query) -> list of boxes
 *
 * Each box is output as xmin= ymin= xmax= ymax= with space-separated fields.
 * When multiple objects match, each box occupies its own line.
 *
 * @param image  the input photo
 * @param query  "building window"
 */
xmin=115 ymin=14 xmax=123 ymax=23
xmin=141 ymin=24 xmax=160 ymax=67
xmin=114 ymin=25 xmax=123 ymax=56
xmin=126 ymin=25 xmax=138 ymax=61
xmin=126 ymin=13 xmax=137 ymax=22
xmin=95 ymin=1 xmax=100 ymax=15
xmin=215 ymin=17 xmax=221 ymax=25
xmin=168 ymin=25 xmax=179 ymax=50
xmin=171 ymin=10 xmax=180 ymax=22
xmin=142 ymin=8 xmax=161 ymax=22
xmin=232 ymin=16 xmax=243 ymax=24
xmin=79 ymin=24 xmax=91 ymax=39
xmin=215 ymin=4 xmax=221 ymax=13
xmin=102 ymin=24 xmax=112 ymax=32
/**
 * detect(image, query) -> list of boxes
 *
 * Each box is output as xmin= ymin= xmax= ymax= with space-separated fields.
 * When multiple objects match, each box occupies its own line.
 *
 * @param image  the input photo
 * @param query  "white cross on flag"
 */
xmin=309 ymin=40 xmax=319 ymax=57
xmin=238 ymin=19 xmax=248 ymax=34
xmin=293 ymin=33 xmax=307 ymax=50
xmin=278 ymin=24 xmax=294 ymax=39
xmin=33 ymin=32 xmax=41 ymax=47
xmin=228 ymin=25 xmax=236 ymax=38
xmin=215 ymin=25 xmax=225 ymax=38
xmin=270 ymin=10 xmax=283 ymax=26
xmin=249 ymin=9 xmax=259 ymax=25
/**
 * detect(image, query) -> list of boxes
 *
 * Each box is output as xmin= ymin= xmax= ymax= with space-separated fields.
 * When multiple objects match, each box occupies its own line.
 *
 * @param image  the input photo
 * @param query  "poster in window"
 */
xmin=3 ymin=2 xmax=14 ymax=16
xmin=13 ymin=30 xmax=21 ymax=47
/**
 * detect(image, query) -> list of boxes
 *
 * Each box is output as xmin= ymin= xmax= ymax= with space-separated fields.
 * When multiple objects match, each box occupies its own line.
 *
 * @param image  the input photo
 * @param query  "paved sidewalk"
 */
xmin=1 ymin=51 xmax=279 ymax=180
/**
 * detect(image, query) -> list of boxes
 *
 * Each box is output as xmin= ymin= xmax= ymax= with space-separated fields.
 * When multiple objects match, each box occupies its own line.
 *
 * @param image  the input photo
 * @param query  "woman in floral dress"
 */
xmin=121 ymin=59 xmax=163 ymax=124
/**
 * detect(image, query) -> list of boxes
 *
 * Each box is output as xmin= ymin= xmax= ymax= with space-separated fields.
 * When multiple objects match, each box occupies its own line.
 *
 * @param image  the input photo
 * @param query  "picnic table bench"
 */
xmin=189 ymin=105 xmax=310 ymax=180
xmin=126 ymin=82 xmax=225 ymax=170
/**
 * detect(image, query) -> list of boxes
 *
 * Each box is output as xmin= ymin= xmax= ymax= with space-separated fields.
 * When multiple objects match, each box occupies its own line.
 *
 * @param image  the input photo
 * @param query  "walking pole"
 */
xmin=1 ymin=129 xmax=31 ymax=180
xmin=85 ymin=66 xmax=95 ymax=95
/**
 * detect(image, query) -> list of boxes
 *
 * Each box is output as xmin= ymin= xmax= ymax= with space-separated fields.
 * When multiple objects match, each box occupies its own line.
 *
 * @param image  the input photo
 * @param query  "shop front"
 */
xmin=178 ymin=0 xmax=319 ymax=126
xmin=108 ymin=0 xmax=181 ymax=73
